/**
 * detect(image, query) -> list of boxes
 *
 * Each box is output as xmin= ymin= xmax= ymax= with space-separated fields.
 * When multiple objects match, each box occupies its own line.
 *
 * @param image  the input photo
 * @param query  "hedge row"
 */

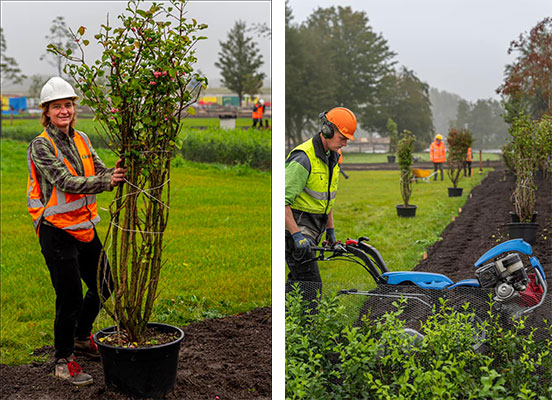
xmin=0 ymin=122 xmax=271 ymax=170
xmin=286 ymin=289 xmax=552 ymax=400
xmin=179 ymin=127 xmax=271 ymax=170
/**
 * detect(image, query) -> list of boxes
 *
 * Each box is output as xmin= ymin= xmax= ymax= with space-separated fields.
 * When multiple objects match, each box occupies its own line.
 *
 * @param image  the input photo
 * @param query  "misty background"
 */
xmin=286 ymin=0 xmax=552 ymax=150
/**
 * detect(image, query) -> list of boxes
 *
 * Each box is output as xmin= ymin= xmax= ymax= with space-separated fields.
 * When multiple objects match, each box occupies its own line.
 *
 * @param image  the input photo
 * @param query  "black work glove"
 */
xmin=326 ymin=228 xmax=336 ymax=245
xmin=292 ymin=231 xmax=310 ymax=259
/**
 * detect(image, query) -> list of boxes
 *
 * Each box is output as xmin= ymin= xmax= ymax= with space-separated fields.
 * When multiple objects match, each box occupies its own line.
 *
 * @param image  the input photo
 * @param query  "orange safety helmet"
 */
xmin=323 ymin=107 xmax=357 ymax=140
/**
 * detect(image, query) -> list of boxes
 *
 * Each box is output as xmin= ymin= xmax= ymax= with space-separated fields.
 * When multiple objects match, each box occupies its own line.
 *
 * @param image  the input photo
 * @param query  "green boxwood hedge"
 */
xmin=0 ymin=122 xmax=271 ymax=170
xmin=285 ymin=289 xmax=552 ymax=400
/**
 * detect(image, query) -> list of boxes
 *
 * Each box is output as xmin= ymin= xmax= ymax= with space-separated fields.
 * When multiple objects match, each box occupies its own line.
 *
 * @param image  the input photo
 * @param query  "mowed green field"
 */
xmin=0 ymin=139 xmax=271 ymax=365
xmin=301 ymin=168 xmax=490 ymax=290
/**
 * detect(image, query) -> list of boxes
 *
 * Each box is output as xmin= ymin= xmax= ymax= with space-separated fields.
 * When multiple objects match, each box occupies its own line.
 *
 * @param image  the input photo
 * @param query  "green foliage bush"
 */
xmin=397 ymin=130 xmax=415 ymax=206
xmin=0 ymin=122 xmax=271 ymax=170
xmin=446 ymin=128 xmax=473 ymax=188
xmin=285 ymin=289 xmax=552 ymax=400
xmin=180 ymin=127 xmax=271 ymax=170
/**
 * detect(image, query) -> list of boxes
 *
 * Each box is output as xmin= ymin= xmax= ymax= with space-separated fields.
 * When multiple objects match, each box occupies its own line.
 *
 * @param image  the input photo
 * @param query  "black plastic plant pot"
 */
xmin=387 ymin=155 xmax=396 ymax=163
xmin=448 ymin=187 xmax=463 ymax=197
xmin=396 ymin=204 xmax=417 ymax=217
xmin=93 ymin=323 xmax=184 ymax=399
xmin=507 ymin=222 xmax=539 ymax=246
xmin=509 ymin=211 xmax=538 ymax=223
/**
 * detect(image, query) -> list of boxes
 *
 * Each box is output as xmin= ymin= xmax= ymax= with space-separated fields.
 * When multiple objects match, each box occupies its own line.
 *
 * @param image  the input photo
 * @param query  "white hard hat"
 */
xmin=259 ymin=99 xmax=265 ymax=105
xmin=39 ymin=77 xmax=79 ymax=107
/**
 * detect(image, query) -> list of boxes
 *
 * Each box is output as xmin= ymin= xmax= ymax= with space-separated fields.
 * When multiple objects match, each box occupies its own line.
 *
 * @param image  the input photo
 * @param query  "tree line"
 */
xmin=2 ymin=14 xmax=269 ymax=108
xmin=285 ymin=2 xmax=551 ymax=150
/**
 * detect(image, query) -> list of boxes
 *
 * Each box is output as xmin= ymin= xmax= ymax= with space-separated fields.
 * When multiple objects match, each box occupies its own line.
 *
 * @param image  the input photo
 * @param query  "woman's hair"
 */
xmin=40 ymin=100 xmax=78 ymax=128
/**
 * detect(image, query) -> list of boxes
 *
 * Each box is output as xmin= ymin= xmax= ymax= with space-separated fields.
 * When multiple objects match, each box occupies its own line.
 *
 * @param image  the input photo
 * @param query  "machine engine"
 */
xmin=475 ymin=253 xmax=529 ymax=301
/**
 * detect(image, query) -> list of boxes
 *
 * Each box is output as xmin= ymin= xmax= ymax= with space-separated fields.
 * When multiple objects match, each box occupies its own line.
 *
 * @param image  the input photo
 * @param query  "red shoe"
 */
xmin=74 ymin=334 xmax=100 ymax=359
xmin=55 ymin=354 xmax=93 ymax=386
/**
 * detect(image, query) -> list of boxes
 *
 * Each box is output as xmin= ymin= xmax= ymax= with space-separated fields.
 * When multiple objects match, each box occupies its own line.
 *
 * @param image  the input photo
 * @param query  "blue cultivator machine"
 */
xmin=305 ymin=238 xmax=548 ymax=345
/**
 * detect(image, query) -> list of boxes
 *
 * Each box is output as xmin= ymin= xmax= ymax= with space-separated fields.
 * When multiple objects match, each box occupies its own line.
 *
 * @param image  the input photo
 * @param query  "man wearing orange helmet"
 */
xmin=285 ymin=107 xmax=356 ymax=296
xmin=430 ymin=134 xmax=446 ymax=181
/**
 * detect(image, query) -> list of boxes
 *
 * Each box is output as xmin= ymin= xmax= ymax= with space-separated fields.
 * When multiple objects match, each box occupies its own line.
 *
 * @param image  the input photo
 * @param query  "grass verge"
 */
xmin=0 ymin=139 xmax=271 ymax=365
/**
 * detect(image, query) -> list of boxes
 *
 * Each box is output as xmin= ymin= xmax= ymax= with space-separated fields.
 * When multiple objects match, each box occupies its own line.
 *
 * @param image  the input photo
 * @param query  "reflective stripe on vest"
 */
xmin=430 ymin=141 xmax=446 ymax=163
xmin=27 ymin=130 xmax=99 ymax=242
xmin=288 ymin=138 xmax=339 ymax=214
xmin=252 ymin=104 xmax=264 ymax=119
xmin=466 ymin=147 xmax=473 ymax=161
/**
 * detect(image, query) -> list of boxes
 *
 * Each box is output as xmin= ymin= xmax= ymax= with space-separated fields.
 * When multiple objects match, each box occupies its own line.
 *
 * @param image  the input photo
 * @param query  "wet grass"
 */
xmin=0 ymin=139 xmax=271 ymax=365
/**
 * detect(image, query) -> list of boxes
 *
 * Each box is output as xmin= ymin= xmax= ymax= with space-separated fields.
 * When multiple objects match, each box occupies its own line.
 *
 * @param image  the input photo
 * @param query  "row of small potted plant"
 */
xmin=395 ymin=114 xmax=550 ymax=249
xmin=395 ymin=127 xmax=473 ymax=218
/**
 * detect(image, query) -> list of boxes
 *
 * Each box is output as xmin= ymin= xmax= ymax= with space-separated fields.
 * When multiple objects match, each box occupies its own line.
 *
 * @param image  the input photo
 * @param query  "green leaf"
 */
xmin=78 ymin=26 xmax=86 ymax=36
xmin=82 ymin=39 xmax=90 ymax=46
xmin=187 ymin=107 xmax=196 ymax=116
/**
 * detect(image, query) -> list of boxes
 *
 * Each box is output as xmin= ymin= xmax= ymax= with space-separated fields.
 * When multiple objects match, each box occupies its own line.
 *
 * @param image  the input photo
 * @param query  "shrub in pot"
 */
xmin=534 ymin=115 xmax=552 ymax=180
xmin=49 ymin=1 xmax=208 ymax=397
xmin=386 ymin=117 xmax=398 ymax=163
xmin=507 ymin=115 xmax=540 ymax=245
xmin=396 ymin=130 xmax=417 ymax=217
xmin=445 ymin=128 xmax=473 ymax=197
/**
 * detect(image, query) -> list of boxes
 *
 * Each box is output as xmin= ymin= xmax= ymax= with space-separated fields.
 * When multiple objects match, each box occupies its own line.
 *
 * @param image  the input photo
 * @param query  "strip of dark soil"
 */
xmin=413 ymin=168 xmax=551 ymax=330
xmin=0 ymin=307 xmax=271 ymax=400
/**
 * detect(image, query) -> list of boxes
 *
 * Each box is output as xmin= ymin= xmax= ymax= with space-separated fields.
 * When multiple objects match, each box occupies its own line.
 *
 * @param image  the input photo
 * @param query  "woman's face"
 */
xmin=46 ymin=98 xmax=74 ymax=132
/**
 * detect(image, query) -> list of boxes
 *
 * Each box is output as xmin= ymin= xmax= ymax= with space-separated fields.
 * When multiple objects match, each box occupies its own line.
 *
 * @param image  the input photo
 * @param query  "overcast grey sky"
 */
xmin=1 ymin=0 xmax=271 ymax=88
xmin=287 ymin=0 xmax=552 ymax=102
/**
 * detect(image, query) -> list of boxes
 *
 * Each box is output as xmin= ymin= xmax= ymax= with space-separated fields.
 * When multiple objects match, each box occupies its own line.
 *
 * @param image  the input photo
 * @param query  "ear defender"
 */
xmin=319 ymin=110 xmax=334 ymax=139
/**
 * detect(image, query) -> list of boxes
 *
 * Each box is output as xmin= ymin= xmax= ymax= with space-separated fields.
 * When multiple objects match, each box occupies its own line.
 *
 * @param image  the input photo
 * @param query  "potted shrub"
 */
xmin=396 ymin=130 xmax=417 ymax=217
xmin=49 ymin=1 xmax=208 ymax=397
xmin=507 ymin=115 xmax=539 ymax=244
xmin=501 ymin=141 xmax=516 ymax=175
xmin=534 ymin=116 xmax=552 ymax=180
xmin=445 ymin=128 xmax=473 ymax=197
xmin=386 ymin=117 xmax=398 ymax=163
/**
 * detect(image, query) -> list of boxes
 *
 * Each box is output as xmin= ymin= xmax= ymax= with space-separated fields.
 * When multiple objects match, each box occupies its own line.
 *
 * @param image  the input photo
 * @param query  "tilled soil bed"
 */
xmin=0 ymin=307 xmax=271 ymax=400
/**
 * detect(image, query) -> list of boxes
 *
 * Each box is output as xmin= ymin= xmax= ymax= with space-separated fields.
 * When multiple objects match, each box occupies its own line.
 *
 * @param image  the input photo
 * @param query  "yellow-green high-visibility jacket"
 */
xmin=286 ymin=136 xmax=340 ymax=214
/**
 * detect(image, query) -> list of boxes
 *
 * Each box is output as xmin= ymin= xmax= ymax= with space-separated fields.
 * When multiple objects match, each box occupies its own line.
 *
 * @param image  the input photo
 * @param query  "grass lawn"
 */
xmin=0 ymin=139 xmax=271 ymax=365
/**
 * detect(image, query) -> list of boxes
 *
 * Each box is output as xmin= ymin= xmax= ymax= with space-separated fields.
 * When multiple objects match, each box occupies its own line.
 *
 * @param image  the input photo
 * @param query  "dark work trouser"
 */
xmin=39 ymin=224 xmax=113 ymax=360
xmin=464 ymin=161 xmax=472 ymax=176
xmin=433 ymin=162 xmax=444 ymax=180
xmin=285 ymin=231 xmax=322 ymax=313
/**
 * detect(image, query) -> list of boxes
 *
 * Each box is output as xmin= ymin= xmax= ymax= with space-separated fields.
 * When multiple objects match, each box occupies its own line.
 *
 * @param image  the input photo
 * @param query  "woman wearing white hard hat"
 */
xmin=27 ymin=77 xmax=127 ymax=386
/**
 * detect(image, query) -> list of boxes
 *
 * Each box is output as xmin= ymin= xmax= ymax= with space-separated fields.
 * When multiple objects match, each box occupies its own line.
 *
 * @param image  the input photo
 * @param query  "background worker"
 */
xmin=464 ymin=146 xmax=473 ymax=177
xmin=27 ymin=77 xmax=127 ymax=386
xmin=430 ymin=134 xmax=446 ymax=181
xmin=285 ymin=107 xmax=357 ymax=300
xmin=252 ymin=98 xmax=265 ymax=129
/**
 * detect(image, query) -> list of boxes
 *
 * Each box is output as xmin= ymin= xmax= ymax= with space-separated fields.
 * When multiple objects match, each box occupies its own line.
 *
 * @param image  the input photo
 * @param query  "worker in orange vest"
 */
xmin=27 ymin=77 xmax=127 ymax=386
xmin=464 ymin=147 xmax=473 ymax=177
xmin=252 ymin=98 xmax=265 ymax=129
xmin=430 ymin=134 xmax=446 ymax=181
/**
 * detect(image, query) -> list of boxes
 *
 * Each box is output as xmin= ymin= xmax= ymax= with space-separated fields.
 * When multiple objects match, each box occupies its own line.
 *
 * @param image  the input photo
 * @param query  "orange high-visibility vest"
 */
xmin=252 ymin=104 xmax=264 ymax=119
xmin=430 ymin=140 xmax=446 ymax=163
xmin=466 ymin=147 xmax=473 ymax=162
xmin=27 ymin=130 xmax=100 ymax=242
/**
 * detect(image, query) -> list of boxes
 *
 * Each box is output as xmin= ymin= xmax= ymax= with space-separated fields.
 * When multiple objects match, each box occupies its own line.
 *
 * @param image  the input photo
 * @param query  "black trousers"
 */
xmin=39 ymin=224 xmax=113 ymax=359
xmin=285 ymin=231 xmax=322 ymax=310
xmin=464 ymin=161 xmax=472 ymax=176
xmin=433 ymin=162 xmax=444 ymax=180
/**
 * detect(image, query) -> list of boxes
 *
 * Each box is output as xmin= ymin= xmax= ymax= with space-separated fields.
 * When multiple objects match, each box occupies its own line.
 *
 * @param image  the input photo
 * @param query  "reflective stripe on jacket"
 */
xmin=466 ymin=147 xmax=473 ymax=162
xmin=287 ymin=138 xmax=339 ymax=214
xmin=430 ymin=141 xmax=446 ymax=163
xmin=27 ymin=130 xmax=99 ymax=242
xmin=252 ymin=104 xmax=264 ymax=119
